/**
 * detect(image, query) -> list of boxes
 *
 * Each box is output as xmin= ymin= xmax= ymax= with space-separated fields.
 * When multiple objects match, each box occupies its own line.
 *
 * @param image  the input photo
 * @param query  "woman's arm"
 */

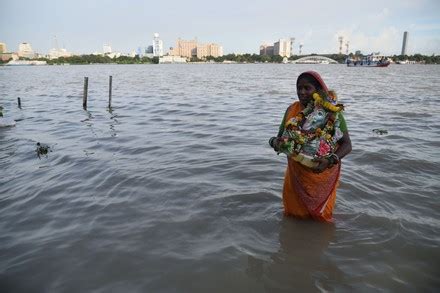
xmin=334 ymin=130 xmax=352 ymax=160
xmin=269 ymin=106 xmax=291 ymax=152
xmin=312 ymin=131 xmax=352 ymax=173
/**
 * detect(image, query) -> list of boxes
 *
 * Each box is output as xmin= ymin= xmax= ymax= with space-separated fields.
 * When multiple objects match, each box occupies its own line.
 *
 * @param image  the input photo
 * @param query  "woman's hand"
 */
xmin=311 ymin=157 xmax=331 ymax=173
xmin=269 ymin=137 xmax=281 ymax=152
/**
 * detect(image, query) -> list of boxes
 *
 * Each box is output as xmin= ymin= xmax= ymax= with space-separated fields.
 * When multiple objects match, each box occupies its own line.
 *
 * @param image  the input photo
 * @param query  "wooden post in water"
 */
xmin=108 ymin=75 xmax=112 ymax=108
xmin=17 ymin=97 xmax=21 ymax=109
xmin=83 ymin=77 xmax=88 ymax=109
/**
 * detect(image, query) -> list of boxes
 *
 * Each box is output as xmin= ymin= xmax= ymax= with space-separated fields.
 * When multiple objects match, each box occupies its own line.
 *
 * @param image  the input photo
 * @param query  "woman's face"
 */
xmin=297 ymin=78 xmax=317 ymax=106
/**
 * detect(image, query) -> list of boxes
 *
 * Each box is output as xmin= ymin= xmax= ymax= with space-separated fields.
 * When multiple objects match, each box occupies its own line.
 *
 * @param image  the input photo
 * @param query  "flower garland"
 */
xmin=277 ymin=91 xmax=344 ymax=162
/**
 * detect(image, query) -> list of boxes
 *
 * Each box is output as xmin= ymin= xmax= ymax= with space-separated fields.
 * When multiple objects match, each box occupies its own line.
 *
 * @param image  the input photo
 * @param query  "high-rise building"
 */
xmin=171 ymin=38 xmax=197 ymax=58
xmin=196 ymin=43 xmax=223 ymax=59
xmin=401 ymin=31 xmax=408 ymax=56
xmin=170 ymin=38 xmax=222 ymax=59
xmin=0 ymin=42 xmax=7 ymax=53
xmin=274 ymin=39 xmax=292 ymax=57
xmin=196 ymin=44 xmax=208 ymax=59
xmin=143 ymin=45 xmax=154 ymax=58
xmin=260 ymin=43 xmax=274 ymax=56
xmin=18 ymin=42 xmax=35 ymax=58
xmin=153 ymin=33 xmax=164 ymax=57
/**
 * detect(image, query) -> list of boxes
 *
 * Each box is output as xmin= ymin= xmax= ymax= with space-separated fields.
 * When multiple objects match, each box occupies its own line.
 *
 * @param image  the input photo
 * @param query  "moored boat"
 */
xmin=346 ymin=53 xmax=390 ymax=67
xmin=5 ymin=60 xmax=47 ymax=66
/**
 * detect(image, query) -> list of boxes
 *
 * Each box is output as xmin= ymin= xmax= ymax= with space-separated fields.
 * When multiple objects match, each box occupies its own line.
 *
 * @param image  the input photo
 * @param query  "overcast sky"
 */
xmin=1 ymin=0 xmax=439 ymax=55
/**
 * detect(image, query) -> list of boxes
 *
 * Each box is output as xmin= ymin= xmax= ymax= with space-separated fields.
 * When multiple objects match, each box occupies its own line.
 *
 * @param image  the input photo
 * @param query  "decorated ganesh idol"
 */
xmin=275 ymin=90 xmax=344 ymax=168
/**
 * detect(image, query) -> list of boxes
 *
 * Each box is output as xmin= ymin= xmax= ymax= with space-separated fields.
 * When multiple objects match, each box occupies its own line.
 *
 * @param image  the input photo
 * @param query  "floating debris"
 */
xmin=372 ymin=129 xmax=388 ymax=135
xmin=0 ymin=106 xmax=17 ymax=127
xmin=36 ymin=142 xmax=51 ymax=159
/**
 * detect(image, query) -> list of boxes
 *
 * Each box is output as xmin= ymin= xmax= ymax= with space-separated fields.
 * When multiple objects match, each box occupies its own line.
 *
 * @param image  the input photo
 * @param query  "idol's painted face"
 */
xmin=297 ymin=78 xmax=317 ymax=106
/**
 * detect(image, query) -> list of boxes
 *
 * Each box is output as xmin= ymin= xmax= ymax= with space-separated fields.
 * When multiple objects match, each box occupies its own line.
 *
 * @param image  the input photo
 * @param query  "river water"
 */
xmin=0 ymin=64 xmax=439 ymax=292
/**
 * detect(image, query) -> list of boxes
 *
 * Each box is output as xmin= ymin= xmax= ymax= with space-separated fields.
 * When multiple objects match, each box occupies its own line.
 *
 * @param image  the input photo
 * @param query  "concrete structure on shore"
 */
xmin=159 ymin=55 xmax=187 ymax=64
xmin=401 ymin=31 xmax=408 ymax=55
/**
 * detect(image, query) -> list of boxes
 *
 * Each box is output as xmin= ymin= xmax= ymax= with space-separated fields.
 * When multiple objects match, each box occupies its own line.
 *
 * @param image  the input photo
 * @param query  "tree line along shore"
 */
xmin=1 ymin=53 xmax=439 ymax=65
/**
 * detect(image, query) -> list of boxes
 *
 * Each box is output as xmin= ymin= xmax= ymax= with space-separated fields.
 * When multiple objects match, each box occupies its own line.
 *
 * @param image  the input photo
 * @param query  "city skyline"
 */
xmin=1 ymin=0 xmax=439 ymax=56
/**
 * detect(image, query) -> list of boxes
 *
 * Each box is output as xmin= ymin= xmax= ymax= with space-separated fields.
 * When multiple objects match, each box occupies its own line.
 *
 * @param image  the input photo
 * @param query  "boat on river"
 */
xmin=346 ymin=53 xmax=390 ymax=67
xmin=5 ymin=60 xmax=47 ymax=66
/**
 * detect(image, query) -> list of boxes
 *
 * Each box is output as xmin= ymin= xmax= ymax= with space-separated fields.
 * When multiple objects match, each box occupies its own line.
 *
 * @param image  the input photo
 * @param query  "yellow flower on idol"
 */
xmin=312 ymin=92 xmax=344 ymax=112
xmin=286 ymin=120 xmax=296 ymax=129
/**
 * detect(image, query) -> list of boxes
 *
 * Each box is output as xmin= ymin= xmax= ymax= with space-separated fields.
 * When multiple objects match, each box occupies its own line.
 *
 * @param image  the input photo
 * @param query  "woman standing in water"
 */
xmin=269 ymin=71 xmax=352 ymax=222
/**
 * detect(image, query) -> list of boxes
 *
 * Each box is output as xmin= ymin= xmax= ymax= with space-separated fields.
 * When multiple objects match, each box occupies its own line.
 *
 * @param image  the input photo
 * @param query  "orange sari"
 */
xmin=281 ymin=102 xmax=340 ymax=222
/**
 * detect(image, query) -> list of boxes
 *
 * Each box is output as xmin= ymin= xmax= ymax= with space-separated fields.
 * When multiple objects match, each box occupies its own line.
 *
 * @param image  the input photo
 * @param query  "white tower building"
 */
xmin=274 ymin=38 xmax=292 ymax=57
xmin=153 ymin=33 xmax=164 ymax=57
xmin=18 ymin=42 xmax=35 ymax=58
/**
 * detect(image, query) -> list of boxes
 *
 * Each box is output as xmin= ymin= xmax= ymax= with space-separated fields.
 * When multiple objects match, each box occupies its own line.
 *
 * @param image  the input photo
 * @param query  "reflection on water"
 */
xmin=108 ymin=107 xmax=119 ymax=138
xmin=247 ymin=219 xmax=340 ymax=292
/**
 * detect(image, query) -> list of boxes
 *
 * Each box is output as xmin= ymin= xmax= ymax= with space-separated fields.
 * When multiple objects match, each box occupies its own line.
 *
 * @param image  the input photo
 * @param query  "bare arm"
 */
xmin=334 ymin=131 xmax=352 ymax=160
